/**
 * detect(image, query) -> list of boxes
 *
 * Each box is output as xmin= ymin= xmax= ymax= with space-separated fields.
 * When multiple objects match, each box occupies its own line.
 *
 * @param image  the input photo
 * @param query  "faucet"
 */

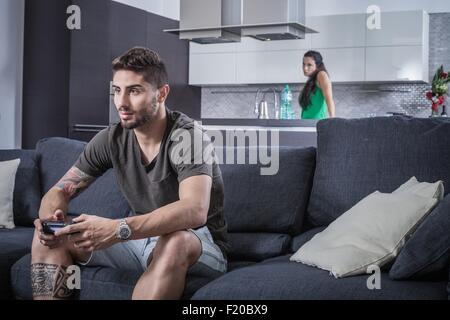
xmin=254 ymin=87 xmax=279 ymax=119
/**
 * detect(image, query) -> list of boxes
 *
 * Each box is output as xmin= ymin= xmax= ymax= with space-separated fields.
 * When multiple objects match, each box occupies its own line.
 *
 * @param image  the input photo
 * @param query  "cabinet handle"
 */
xmin=72 ymin=124 xmax=108 ymax=133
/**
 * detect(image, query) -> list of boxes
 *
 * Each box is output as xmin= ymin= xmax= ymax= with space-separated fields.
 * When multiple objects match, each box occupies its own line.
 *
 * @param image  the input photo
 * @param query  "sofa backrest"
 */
xmin=307 ymin=116 xmax=450 ymax=227
xmin=217 ymin=146 xmax=316 ymax=261
xmin=0 ymin=150 xmax=41 ymax=226
xmin=36 ymin=137 xmax=130 ymax=219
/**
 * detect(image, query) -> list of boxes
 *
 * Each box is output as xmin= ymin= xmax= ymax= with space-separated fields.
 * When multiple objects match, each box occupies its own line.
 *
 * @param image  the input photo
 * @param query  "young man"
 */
xmin=31 ymin=47 xmax=228 ymax=300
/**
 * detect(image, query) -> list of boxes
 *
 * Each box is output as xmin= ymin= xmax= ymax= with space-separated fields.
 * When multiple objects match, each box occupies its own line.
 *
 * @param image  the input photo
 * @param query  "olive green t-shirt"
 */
xmin=74 ymin=109 xmax=229 ymax=257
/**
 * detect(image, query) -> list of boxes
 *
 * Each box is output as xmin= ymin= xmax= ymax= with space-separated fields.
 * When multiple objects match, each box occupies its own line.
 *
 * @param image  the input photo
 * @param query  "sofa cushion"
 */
xmin=390 ymin=193 xmax=450 ymax=281
xmin=36 ymin=137 xmax=130 ymax=219
xmin=291 ymin=226 xmax=326 ymax=252
xmin=308 ymin=117 xmax=450 ymax=227
xmin=192 ymin=255 xmax=448 ymax=300
xmin=0 ymin=150 xmax=41 ymax=227
xmin=11 ymin=254 xmax=217 ymax=300
xmin=219 ymin=147 xmax=316 ymax=234
xmin=0 ymin=227 xmax=34 ymax=299
xmin=228 ymin=261 xmax=255 ymax=272
xmin=228 ymin=233 xmax=291 ymax=261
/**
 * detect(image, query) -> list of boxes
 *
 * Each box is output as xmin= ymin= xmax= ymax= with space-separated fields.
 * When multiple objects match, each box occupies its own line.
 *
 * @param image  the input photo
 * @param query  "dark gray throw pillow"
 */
xmin=389 ymin=194 xmax=450 ymax=280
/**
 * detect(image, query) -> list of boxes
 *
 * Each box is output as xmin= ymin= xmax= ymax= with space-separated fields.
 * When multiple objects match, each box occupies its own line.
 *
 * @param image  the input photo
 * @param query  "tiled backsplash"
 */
xmin=201 ymin=13 xmax=450 ymax=119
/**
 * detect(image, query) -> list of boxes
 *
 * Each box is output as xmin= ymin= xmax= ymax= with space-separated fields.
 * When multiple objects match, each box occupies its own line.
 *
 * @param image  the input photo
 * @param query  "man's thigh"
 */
xmin=76 ymin=238 xmax=147 ymax=272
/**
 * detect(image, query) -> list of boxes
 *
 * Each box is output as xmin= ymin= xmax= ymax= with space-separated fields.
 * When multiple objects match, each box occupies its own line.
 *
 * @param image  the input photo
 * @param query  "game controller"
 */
xmin=41 ymin=220 xmax=74 ymax=235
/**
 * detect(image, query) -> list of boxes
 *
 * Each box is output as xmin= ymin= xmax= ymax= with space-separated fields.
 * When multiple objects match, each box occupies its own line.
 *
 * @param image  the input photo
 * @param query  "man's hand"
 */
xmin=34 ymin=209 xmax=67 ymax=249
xmin=55 ymin=214 xmax=119 ymax=252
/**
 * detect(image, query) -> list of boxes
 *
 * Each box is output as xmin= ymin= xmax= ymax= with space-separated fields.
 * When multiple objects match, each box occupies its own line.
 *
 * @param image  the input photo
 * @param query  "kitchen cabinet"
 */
xmin=364 ymin=11 xmax=429 ymax=82
xmin=188 ymin=10 xmax=429 ymax=85
xmin=69 ymin=1 xmax=200 ymax=141
xmin=310 ymin=14 xmax=366 ymax=49
xmin=366 ymin=11 xmax=429 ymax=47
xmin=190 ymin=53 xmax=236 ymax=85
xmin=319 ymin=48 xmax=365 ymax=82
xmin=190 ymin=42 xmax=236 ymax=54
xmin=365 ymin=46 xmax=427 ymax=82
xmin=236 ymin=50 xmax=308 ymax=84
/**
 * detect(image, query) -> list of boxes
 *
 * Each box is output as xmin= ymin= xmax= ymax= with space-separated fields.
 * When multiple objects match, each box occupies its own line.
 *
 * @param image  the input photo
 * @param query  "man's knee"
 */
xmin=152 ymin=231 xmax=201 ymax=268
xmin=31 ymin=229 xmax=85 ymax=263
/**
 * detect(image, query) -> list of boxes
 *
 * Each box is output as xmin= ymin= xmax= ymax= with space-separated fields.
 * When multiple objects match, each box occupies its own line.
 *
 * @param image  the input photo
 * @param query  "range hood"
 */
xmin=164 ymin=0 xmax=317 ymax=44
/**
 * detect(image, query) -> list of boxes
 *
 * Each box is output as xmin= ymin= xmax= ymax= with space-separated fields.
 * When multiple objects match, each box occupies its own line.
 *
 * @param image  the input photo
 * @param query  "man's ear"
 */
xmin=158 ymin=84 xmax=170 ymax=103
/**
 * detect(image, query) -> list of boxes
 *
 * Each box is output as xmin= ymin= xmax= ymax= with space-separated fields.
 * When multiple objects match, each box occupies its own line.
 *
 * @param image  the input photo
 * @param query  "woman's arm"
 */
xmin=317 ymin=71 xmax=336 ymax=118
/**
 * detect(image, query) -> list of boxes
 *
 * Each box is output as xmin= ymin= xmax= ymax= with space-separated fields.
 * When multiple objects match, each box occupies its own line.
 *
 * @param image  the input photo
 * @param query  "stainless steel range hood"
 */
xmin=241 ymin=0 xmax=308 ymax=41
xmin=177 ymin=0 xmax=242 ymax=44
xmin=164 ymin=0 xmax=317 ymax=44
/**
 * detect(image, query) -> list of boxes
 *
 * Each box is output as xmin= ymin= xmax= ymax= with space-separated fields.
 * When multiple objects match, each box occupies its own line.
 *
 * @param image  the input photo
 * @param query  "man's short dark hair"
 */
xmin=112 ymin=47 xmax=168 ymax=89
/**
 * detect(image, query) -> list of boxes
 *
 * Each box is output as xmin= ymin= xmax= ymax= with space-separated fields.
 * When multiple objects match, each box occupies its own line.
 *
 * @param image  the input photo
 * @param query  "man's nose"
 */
xmin=115 ymin=91 xmax=130 ymax=109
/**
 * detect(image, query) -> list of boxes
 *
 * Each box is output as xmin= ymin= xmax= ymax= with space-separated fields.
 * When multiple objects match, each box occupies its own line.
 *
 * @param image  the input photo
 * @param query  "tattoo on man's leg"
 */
xmin=31 ymin=263 xmax=73 ymax=299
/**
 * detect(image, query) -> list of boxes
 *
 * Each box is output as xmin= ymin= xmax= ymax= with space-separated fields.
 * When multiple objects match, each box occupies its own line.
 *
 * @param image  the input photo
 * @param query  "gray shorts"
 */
xmin=77 ymin=226 xmax=227 ymax=277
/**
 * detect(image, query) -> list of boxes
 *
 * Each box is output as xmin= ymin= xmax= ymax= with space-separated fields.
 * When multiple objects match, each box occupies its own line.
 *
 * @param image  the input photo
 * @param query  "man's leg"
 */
xmin=30 ymin=229 xmax=90 ymax=300
xmin=132 ymin=231 xmax=201 ymax=300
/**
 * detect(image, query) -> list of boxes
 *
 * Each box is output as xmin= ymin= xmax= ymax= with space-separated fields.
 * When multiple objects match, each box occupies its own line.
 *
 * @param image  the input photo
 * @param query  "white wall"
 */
xmin=0 ymin=0 xmax=24 ymax=149
xmin=306 ymin=0 xmax=450 ymax=16
xmin=113 ymin=0 xmax=180 ymax=20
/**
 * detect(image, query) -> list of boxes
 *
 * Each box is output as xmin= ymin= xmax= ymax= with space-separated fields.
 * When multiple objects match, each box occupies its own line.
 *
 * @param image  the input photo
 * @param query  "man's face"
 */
xmin=112 ymin=70 xmax=160 ymax=130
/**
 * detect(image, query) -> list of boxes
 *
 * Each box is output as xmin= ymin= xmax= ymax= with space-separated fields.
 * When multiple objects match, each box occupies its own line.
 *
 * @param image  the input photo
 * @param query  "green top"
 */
xmin=301 ymin=84 xmax=329 ymax=119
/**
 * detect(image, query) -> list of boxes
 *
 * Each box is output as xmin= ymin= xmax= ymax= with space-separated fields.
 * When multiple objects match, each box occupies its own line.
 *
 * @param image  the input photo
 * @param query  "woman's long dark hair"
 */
xmin=299 ymin=51 xmax=328 ymax=110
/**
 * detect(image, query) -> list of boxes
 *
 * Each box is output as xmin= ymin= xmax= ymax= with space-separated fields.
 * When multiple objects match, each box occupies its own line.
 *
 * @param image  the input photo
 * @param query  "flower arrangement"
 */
xmin=426 ymin=65 xmax=450 ymax=113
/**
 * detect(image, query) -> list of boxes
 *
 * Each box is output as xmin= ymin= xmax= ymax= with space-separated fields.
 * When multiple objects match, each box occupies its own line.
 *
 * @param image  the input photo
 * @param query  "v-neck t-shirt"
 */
xmin=73 ymin=108 xmax=229 ymax=257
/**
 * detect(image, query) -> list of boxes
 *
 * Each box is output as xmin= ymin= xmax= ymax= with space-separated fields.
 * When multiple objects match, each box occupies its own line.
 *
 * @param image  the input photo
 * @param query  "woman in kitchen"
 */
xmin=299 ymin=50 xmax=336 ymax=119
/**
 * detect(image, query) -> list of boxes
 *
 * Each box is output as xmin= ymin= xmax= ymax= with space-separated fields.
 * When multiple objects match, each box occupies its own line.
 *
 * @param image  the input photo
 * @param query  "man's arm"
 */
xmin=39 ymin=166 xmax=96 ymax=220
xmin=126 ymin=175 xmax=212 ymax=239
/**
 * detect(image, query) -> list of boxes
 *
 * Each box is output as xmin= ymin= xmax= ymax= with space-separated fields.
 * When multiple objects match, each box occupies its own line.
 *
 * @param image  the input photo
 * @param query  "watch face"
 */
xmin=119 ymin=227 xmax=131 ymax=239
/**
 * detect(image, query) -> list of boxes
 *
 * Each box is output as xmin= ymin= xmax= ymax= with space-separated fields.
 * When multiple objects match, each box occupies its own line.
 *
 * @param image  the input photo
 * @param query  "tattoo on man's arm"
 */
xmin=55 ymin=167 xmax=95 ymax=199
xmin=30 ymin=263 xmax=73 ymax=299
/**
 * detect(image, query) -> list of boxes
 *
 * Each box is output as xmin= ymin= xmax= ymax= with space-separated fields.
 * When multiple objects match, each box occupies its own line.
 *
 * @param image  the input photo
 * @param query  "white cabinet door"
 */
xmin=319 ymin=48 xmax=365 ymax=82
xmin=365 ymin=46 xmax=426 ymax=82
xmin=366 ymin=11 xmax=428 ymax=47
xmin=189 ymin=53 xmax=236 ymax=85
xmin=189 ymin=42 xmax=236 ymax=54
xmin=310 ymin=14 xmax=366 ymax=49
xmin=236 ymin=50 xmax=308 ymax=84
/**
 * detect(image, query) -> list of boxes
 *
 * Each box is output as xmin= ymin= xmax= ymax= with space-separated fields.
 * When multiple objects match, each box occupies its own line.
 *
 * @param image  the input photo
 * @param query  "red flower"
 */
xmin=440 ymin=72 xmax=448 ymax=79
xmin=432 ymin=102 xmax=439 ymax=111
xmin=426 ymin=91 xmax=434 ymax=100
xmin=438 ymin=96 xmax=445 ymax=104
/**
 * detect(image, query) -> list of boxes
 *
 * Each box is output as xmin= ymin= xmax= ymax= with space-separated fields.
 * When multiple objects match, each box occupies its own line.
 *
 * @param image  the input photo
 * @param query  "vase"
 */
xmin=430 ymin=109 xmax=440 ymax=117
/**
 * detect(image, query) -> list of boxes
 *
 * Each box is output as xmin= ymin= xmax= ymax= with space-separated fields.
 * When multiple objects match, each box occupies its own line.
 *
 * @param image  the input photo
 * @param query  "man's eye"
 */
xmin=130 ymin=89 xmax=140 ymax=95
xmin=114 ymin=89 xmax=120 ymax=94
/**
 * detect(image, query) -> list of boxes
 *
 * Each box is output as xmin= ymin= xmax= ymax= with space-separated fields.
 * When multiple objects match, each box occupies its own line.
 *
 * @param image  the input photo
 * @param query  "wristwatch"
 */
xmin=116 ymin=218 xmax=131 ymax=241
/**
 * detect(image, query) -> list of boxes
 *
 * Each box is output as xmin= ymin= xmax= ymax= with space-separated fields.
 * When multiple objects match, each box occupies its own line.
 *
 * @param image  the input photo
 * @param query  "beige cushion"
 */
xmin=290 ymin=177 xmax=444 ymax=278
xmin=0 ymin=158 xmax=20 ymax=229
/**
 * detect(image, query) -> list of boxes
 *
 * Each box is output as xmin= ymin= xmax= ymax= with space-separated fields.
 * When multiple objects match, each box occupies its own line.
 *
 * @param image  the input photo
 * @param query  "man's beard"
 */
xmin=121 ymin=97 xmax=158 ymax=130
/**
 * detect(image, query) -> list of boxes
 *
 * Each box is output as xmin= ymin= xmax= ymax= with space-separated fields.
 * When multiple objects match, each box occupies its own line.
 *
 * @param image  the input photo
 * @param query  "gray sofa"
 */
xmin=1 ymin=116 xmax=449 ymax=300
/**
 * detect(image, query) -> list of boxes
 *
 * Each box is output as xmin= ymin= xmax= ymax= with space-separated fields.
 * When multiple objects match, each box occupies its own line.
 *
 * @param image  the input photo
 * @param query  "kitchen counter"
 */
xmin=200 ymin=119 xmax=319 ymax=132
xmin=200 ymin=118 xmax=319 ymax=127
xmin=199 ymin=118 xmax=318 ymax=147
